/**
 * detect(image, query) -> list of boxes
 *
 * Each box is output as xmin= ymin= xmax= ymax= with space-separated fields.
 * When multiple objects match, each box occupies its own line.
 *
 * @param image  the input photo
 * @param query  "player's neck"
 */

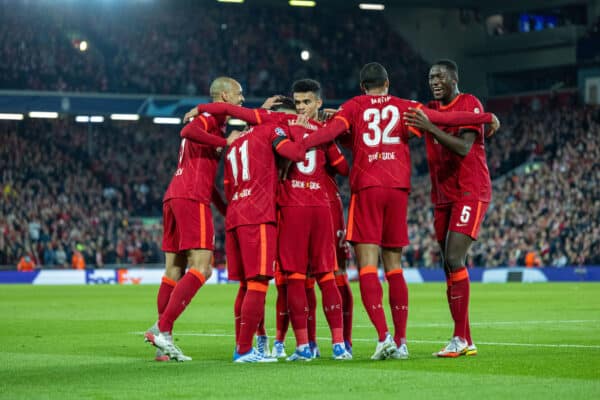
xmin=442 ymin=89 xmax=461 ymax=105
xmin=365 ymin=88 xmax=388 ymax=96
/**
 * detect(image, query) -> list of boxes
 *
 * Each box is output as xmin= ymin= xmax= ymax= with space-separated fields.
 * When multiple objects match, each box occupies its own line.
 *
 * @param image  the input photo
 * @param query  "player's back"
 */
xmin=164 ymin=113 xmax=226 ymax=204
xmin=223 ymin=123 xmax=283 ymax=230
xmin=334 ymin=94 xmax=417 ymax=193
xmin=278 ymin=118 xmax=332 ymax=207
xmin=426 ymin=93 xmax=491 ymax=203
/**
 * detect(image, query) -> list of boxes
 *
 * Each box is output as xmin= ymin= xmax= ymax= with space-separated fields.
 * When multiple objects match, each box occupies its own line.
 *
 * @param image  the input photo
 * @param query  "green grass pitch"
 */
xmin=2 ymin=282 xmax=599 ymax=399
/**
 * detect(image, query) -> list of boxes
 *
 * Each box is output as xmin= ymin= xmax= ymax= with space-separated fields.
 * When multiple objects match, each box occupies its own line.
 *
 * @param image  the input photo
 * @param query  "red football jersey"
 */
xmin=323 ymin=143 xmax=346 ymax=203
xmin=277 ymin=118 xmax=338 ymax=207
xmin=223 ymin=122 xmax=293 ymax=230
xmin=425 ymin=93 xmax=492 ymax=204
xmin=333 ymin=95 xmax=417 ymax=193
xmin=163 ymin=113 xmax=226 ymax=203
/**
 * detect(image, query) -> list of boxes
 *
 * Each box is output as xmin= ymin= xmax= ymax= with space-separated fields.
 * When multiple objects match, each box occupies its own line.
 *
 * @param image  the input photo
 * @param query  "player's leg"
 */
xmin=381 ymin=247 xmax=409 ymax=360
xmin=437 ymin=201 xmax=487 ymax=357
xmin=234 ymin=281 xmax=247 ymax=343
xmin=305 ymin=276 xmax=319 ymax=358
xmin=272 ymin=270 xmax=289 ymax=358
xmin=151 ymin=200 xmax=213 ymax=361
xmin=332 ymin=197 xmax=353 ymax=352
xmin=278 ymin=207 xmax=312 ymax=361
xmin=380 ymin=187 xmax=410 ymax=359
xmin=233 ymin=224 xmax=277 ymax=363
xmin=347 ymin=189 xmax=393 ymax=358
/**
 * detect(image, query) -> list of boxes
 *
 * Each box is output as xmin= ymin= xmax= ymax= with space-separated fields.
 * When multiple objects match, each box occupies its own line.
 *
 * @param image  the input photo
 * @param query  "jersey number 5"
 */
xmin=226 ymin=140 xmax=250 ymax=186
xmin=362 ymin=105 xmax=400 ymax=147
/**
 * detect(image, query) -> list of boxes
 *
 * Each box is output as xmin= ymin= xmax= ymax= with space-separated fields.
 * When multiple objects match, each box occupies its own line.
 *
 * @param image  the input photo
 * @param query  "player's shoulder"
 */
xmin=390 ymin=96 xmax=422 ymax=109
xmin=458 ymin=93 xmax=484 ymax=111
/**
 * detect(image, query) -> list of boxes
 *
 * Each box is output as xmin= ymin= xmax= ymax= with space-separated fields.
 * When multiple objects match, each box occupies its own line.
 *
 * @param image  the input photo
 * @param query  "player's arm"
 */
xmin=211 ymin=186 xmax=227 ymax=217
xmin=301 ymin=117 xmax=347 ymax=149
xmin=272 ymin=136 xmax=306 ymax=162
xmin=179 ymin=117 xmax=228 ymax=147
xmin=326 ymin=142 xmax=349 ymax=176
xmin=405 ymin=108 xmax=477 ymax=157
xmin=407 ymin=104 xmax=498 ymax=129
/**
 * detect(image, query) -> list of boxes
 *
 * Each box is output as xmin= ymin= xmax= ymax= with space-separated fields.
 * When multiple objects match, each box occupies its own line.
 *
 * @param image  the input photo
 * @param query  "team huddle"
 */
xmin=143 ymin=61 xmax=500 ymax=363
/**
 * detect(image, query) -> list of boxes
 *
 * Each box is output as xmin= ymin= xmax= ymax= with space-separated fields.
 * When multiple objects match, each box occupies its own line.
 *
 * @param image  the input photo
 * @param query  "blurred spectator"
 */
xmin=17 ymin=254 xmax=35 ymax=271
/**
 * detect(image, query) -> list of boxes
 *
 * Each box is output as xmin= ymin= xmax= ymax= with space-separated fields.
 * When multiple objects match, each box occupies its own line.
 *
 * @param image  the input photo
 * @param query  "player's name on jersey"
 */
xmin=370 ymin=95 xmax=392 ymax=105
xmin=231 ymin=188 xmax=252 ymax=201
xmin=291 ymin=180 xmax=321 ymax=190
xmin=368 ymin=151 xmax=397 ymax=163
xmin=288 ymin=119 xmax=319 ymax=130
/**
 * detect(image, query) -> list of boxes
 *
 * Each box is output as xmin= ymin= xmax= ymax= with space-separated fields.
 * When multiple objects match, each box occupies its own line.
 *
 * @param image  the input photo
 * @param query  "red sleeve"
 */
xmin=302 ymin=118 xmax=348 ymax=149
xmin=211 ymin=186 xmax=227 ymax=217
xmin=180 ymin=117 xmax=227 ymax=147
xmin=421 ymin=107 xmax=492 ymax=126
xmin=270 ymin=125 xmax=305 ymax=162
xmin=196 ymin=103 xmax=262 ymax=125
xmin=326 ymin=143 xmax=349 ymax=176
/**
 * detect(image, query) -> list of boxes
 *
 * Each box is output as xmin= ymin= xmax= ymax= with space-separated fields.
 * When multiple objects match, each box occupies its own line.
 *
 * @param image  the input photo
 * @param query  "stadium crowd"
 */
xmin=0 ymin=0 xmax=428 ymax=100
xmin=1 ymin=99 xmax=598 ymax=269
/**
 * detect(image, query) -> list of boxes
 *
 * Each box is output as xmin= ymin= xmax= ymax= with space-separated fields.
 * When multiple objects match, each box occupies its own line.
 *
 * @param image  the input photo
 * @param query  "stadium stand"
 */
xmin=0 ymin=0 xmax=428 ymax=100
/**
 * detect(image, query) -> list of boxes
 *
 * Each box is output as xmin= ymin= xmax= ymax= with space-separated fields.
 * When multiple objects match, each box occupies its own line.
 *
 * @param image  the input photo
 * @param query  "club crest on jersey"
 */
xmin=275 ymin=127 xmax=287 ymax=137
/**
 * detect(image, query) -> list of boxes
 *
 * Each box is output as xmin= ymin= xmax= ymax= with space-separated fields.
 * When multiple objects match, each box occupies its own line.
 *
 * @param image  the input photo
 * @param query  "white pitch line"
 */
xmin=131 ymin=332 xmax=600 ymax=349
xmin=352 ymin=320 xmax=600 ymax=328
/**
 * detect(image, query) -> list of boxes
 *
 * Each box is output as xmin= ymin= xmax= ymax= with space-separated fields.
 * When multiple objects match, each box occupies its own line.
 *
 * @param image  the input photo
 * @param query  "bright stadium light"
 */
xmin=0 ymin=113 xmax=24 ymax=120
xmin=217 ymin=0 xmax=244 ymax=3
xmin=29 ymin=111 xmax=59 ymax=119
xmin=359 ymin=3 xmax=385 ymax=11
xmin=289 ymin=0 xmax=316 ymax=7
xmin=301 ymin=50 xmax=310 ymax=61
xmin=79 ymin=40 xmax=88 ymax=52
xmin=153 ymin=117 xmax=181 ymax=125
xmin=110 ymin=114 xmax=140 ymax=121
xmin=75 ymin=115 xmax=104 ymax=123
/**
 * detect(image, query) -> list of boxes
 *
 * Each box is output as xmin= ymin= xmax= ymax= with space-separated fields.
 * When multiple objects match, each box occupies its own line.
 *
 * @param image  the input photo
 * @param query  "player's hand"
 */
xmin=226 ymin=130 xmax=242 ymax=146
xmin=183 ymin=107 xmax=199 ymax=123
xmin=404 ymin=108 xmax=436 ymax=132
xmin=487 ymin=114 xmax=500 ymax=137
xmin=261 ymin=95 xmax=284 ymax=110
xmin=318 ymin=108 xmax=339 ymax=122
xmin=278 ymin=160 xmax=293 ymax=181
xmin=294 ymin=114 xmax=310 ymax=128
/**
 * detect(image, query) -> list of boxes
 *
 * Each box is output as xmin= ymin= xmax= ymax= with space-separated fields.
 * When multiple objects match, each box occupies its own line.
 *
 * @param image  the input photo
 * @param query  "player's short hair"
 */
xmin=291 ymin=79 xmax=322 ymax=98
xmin=271 ymin=96 xmax=296 ymax=112
xmin=433 ymin=59 xmax=459 ymax=81
xmin=360 ymin=62 xmax=389 ymax=90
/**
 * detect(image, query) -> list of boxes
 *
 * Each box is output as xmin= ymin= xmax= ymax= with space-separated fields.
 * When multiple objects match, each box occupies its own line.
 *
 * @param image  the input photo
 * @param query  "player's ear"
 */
xmin=384 ymin=79 xmax=390 ymax=90
xmin=360 ymin=83 xmax=366 ymax=93
xmin=316 ymin=98 xmax=323 ymax=109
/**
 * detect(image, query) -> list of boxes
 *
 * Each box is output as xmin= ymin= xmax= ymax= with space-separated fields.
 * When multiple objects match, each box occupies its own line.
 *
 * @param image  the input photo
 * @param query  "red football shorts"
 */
xmin=434 ymin=200 xmax=489 ymax=242
xmin=278 ymin=205 xmax=336 ymax=275
xmin=330 ymin=196 xmax=350 ymax=268
xmin=226 ymin=223 xmax=277 ymax=281
xmin=346 ymin=187 xmax=409 ymax=248
xmin=162 ymin=198 xmax=214 ymax=252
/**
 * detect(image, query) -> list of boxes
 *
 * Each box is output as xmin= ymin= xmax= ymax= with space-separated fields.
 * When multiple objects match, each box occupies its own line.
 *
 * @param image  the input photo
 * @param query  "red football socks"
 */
xmin=286 ymin=273 xmax=309 ymax=347
xmin=275 ymin=283 xmax=289 ymax=342
xmin=306 ymin=278 xmax=317 ymax=344
xmin=317 ymin=272 xmax=344 ymax=344
xmin=237 ymin=280 xmax=268 ymax=355
xmin=359 ymin=265 xmax=389 ymax=341
xmin=336 ymin=273 xmax=353 ymax=346
xmin=449 ymin=268 xmax=470 ymax=340
xmin=157 ymin=276 xmax=176 ymax=319
xmin=386 ymin=269 xmax=408 ymax=346
xmin=158 ymin=269 xmax=206 ymax=333
xmin=234 ymin=282 xmax=247 ymax=342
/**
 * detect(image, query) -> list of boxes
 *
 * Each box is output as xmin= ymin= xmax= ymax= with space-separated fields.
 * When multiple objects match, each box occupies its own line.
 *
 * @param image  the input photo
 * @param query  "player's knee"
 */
xmin=189 ymin=265 xmax=213 ymax=280
xmin=445 ymin=253 xmax=465 ymax=271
